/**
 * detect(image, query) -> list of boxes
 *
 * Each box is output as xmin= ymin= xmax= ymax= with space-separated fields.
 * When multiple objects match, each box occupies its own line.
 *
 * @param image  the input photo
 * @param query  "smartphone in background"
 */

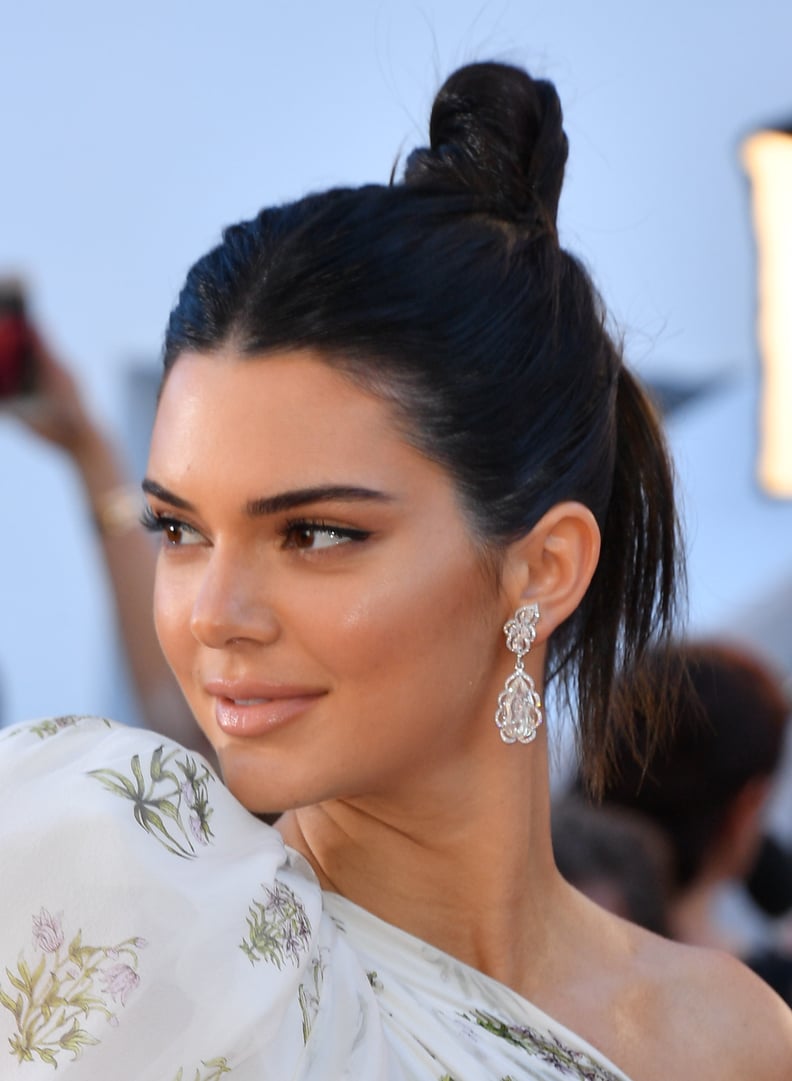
xmin=0 ymin=280 xmax=37 ymax=399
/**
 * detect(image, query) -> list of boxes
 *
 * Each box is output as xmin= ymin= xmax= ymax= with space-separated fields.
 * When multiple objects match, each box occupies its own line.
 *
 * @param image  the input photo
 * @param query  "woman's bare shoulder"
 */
xmin=552 ymin=891 xmax=792 ymax=1081
xmin=630 ymin=922 xmax=792 ymax=1081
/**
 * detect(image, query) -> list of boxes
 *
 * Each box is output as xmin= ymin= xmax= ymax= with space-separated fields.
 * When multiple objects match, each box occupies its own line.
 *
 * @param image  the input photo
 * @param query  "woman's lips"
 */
xmin=206 ymin=681 xmax=325 ymax=737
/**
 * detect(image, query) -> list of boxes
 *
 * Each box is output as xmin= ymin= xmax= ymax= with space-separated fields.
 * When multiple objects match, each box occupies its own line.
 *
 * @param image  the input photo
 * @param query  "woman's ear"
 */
xmin=500 ymin=502 xmax=601 ymax=643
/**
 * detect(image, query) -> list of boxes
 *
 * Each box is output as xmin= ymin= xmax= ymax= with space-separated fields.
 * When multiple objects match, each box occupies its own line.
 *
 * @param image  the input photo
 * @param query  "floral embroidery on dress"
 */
xmin=21 ymin=716 xmax=113 ymax=740
xmin=172 ymin=1057 xmax=232 ymax=1080
xmin=88 ymin=745 xmax=216 ymax=858
xmin=297 ymin=950 xmax=327 ymax=1042
xmin=469 ymin=1010 xmax=622 ymax=1081
xmin=0 ymin=908 xmax=146 ymax=1068
xmin=240 ymin=883 xmax=312 ymax=969
xmin=438 ymin=1075 xmax=518 ymax=1081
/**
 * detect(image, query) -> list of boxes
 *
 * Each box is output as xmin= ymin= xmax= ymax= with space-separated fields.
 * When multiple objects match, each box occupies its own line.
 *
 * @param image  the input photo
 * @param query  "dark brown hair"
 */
xmin=162 ymin=61 xmax=683 ymax=793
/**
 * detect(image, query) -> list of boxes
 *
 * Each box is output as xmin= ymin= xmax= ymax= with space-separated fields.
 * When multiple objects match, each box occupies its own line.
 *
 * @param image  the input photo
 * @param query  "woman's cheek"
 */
xmin=153 ymin=571 xmax=192 ymax=674
xmin=328 ymin=578 xmax=406 ymax=666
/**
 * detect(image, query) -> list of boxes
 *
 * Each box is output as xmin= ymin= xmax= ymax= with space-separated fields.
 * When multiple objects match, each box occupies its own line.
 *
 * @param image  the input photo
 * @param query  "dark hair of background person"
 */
xmin=748 ymin=835 xmax=792 ymax=917
xmin=161 ymin=61 xmax=683 ymax=796
xmin=592 ymin=640 xmax=790 ymax=887
xmin=552 ymin=795 xmax=674 ymax=935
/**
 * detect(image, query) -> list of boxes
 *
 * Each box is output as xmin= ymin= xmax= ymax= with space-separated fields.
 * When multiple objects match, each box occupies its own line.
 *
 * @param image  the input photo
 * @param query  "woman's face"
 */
xmin=145 ymin=349 xmax=513 ymax=813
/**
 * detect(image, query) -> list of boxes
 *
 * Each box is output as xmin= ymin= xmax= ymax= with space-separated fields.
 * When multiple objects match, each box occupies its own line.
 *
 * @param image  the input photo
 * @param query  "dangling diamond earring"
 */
xmin=495 ymin=603 xmax=543 ymax=744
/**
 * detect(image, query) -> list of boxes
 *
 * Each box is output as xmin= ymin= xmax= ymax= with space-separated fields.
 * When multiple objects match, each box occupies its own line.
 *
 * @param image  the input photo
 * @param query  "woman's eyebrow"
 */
xmin=141 ymin=479 xmax=393 ymax=517
xmin=142 ymin=478 xmax=194 ymax=510
xmin=245 ymin=486 xmax=393 ymax=516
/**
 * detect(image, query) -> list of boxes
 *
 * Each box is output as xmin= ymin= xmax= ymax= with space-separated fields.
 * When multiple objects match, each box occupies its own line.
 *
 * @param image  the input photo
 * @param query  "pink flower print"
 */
xmin=32 ymin=908 xmax=64 ymax=953
xmin=100 ymin=963 xmax=140 ymax=1006
xmin=189 ymin=811 xmax=209 ymax=845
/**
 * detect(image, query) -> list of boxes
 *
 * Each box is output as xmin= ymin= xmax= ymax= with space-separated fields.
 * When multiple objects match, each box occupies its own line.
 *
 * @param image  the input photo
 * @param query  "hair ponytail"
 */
xmin=569 ymin=366 xmax=684 ymax=796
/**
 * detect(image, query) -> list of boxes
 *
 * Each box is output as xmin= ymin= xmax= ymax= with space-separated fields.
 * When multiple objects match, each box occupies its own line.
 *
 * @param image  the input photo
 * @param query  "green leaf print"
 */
xmin=23 ymin=716 xmax=113 ymax=740
xmin=88 ymin=746 xmax=217 ymax=858
xmin=240 ymin=883 xmax=312 ymax=970
xmin=172 ymin=1057 xmax=232 ymax=1081
xmin=438 ymin=1072 xmax=518 ymax=1080
xmin=470 ymin=1010 xmax=622 ymax=1081
xmin=298 ymin=951 xmax=327 ymax=1043
xmin=0 ymin=908 xmax=146 ymax=1069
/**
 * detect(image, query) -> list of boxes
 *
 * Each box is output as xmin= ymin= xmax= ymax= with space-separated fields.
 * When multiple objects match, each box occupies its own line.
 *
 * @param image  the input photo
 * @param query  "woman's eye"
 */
xmin=283 ymin=522 xmax=368 ymax=551
xmin=162 ymin=521 xmax=201 ymax=546
xmin=141 ymin=508 xmax=203 ymax=547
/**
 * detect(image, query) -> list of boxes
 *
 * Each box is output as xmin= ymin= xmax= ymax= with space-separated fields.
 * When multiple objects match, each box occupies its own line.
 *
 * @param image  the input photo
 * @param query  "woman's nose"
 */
xmin=189 ymin=548 xmax=280 ymax=649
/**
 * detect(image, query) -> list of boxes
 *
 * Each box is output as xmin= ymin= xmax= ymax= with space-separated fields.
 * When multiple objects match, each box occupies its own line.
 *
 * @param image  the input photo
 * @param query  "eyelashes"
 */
xmin=140 ymin=506 xmax=202 ymax=547
xmin=282 ymin=519 xmax=370 ymax=550
xmin=140 ymin=505 xmax=168 ymax=533
xmin=141 ymin=506 xmax=371 ymax=551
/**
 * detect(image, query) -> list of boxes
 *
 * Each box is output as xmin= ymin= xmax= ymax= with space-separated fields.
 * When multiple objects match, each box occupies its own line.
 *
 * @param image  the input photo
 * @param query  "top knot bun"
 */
xmin=404 ymin=62 xmax=568 ymax=232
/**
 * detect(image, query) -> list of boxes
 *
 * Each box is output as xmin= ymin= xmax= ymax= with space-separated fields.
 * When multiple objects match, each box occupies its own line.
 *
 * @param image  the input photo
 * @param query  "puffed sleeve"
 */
xmin=0 ymin=717 xmax=397 ymax=1080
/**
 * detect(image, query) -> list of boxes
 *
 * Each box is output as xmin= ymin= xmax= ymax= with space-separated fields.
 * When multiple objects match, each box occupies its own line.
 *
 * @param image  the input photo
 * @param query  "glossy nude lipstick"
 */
xmin=206 ymin=680 xmax=326 ymax=737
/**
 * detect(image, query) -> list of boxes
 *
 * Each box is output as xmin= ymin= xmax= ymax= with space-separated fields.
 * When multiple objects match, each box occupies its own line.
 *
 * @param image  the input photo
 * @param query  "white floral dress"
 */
xmin=0 ymin=717 xmax=632 ymax=1080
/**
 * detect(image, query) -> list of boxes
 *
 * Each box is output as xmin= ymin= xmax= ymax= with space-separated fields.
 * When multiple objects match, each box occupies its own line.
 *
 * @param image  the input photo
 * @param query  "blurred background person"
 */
xmin=551 ymin=794 xmax=674 ymax=936
xmin=0 ymin=286 xmax=209 ymax=757
xmin=577 ymin=639 xmax=792 ymax=1002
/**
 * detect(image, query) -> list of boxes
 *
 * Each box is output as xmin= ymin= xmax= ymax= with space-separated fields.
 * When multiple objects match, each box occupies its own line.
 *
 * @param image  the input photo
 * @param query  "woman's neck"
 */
xmin=276 ymin=730 xmax=563 ymax=990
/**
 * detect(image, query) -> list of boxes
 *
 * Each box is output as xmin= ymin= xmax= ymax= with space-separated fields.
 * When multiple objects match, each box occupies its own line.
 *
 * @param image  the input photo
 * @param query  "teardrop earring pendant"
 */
xmin=495 ymin=603 xmax=543 ymax=744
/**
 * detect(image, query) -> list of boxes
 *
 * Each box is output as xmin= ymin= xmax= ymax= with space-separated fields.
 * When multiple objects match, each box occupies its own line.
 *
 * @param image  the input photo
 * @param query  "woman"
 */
xmin=1 ymin=62 xmax=790 ymax=1080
